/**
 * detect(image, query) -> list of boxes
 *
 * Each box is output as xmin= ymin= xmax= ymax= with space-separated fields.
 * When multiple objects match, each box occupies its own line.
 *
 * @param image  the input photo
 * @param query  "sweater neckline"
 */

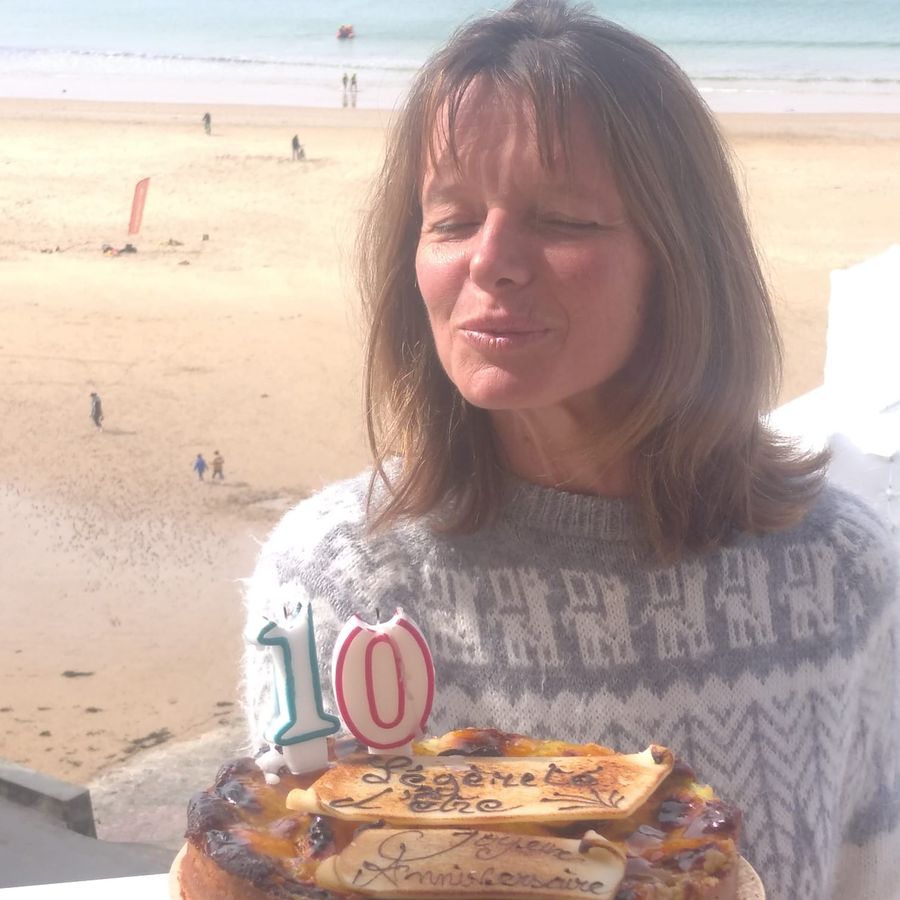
xmin=499 ymin=473 xmax=641 ymax=541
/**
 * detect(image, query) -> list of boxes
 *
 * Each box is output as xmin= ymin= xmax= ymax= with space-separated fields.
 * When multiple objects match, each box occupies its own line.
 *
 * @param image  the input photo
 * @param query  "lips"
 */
xmin=456 ymin=316 xmax=553 ymax=351
xmin=458 ymin=316 xmax=550 ymax=336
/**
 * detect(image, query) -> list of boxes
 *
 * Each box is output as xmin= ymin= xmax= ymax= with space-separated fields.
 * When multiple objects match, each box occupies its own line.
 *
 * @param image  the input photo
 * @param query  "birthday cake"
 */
xmin=174 ymin=606 xmax=756 ymax=898
xmin=177 ymin=728 xmax=747 ymax=899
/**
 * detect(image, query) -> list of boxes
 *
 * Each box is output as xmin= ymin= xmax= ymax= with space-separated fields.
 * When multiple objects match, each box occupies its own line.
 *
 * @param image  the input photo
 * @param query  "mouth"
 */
xmin=458 ymin=320 xmax=552 ymax=350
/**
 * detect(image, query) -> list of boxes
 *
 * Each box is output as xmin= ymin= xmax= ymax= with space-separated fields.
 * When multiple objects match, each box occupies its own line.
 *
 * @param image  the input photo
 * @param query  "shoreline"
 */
xmin=4 ymin=95 xmax=900 ymax=133
xmin=0 ymin=96 xmax=396 ymax=129
xmin=4 ymin=72 xmax=900 ymax=115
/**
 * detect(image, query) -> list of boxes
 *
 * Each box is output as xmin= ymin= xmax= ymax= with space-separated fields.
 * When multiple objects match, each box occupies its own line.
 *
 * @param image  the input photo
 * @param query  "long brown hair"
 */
xmin=357 ymin=0 xmax=827 ymax=557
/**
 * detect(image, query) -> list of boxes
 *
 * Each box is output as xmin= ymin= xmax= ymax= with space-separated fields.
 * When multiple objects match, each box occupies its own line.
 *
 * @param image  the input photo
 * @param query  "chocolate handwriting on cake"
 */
xmin=288 ymin=746 xmax=673 ymax=826
xmin=314 ymin=826 xmax=626 ymax=898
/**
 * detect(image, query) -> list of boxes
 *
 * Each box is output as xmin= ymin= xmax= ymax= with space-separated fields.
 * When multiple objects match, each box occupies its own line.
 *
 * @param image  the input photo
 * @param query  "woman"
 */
xmin=244 ymin=2 xmax=899 ymax=898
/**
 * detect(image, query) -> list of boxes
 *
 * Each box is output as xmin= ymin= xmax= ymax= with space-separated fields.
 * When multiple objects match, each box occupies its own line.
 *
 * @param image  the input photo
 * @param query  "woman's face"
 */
xmin=415 ymin=86 xmax=654 ymax=418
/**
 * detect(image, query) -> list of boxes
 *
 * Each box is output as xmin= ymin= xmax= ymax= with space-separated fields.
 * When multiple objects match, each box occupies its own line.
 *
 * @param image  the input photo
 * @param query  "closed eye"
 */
xmin=539 ymin=217 xmax=603 ymax=231
xmin=427 ymin=220 xmax=480 ymax=236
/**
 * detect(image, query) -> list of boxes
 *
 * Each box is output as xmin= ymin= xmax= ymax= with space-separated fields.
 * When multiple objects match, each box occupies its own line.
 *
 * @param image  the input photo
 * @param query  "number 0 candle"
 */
xmin=332 ymin=608 xmax=435 ymax=754
xmin=246 ymin=599 xmax=341 ymax=775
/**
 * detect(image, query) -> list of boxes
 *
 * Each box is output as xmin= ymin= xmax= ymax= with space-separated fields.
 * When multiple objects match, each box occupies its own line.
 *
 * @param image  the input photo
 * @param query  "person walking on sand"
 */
xmin=193 ymin=453 xmax=208 ymax=481
xmin=211 ymin=450 xmax=225 ymax=480
xmin=202 ymin=112 xmax=211 ymax=135
xmin=89 ymin=392 xmax=103 ymax=430
xmin=349 ymin=72 xmax=357 ymax=93
xmin=342 ymin=72 xmax=348 ymax=90
xmin=291 ymin=134 xmax=305 ymax=161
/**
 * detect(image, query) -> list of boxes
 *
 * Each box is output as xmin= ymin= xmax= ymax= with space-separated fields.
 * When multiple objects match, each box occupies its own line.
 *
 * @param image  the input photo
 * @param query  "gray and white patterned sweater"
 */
xmin=242 ymin=471 xmax=900 ymax=900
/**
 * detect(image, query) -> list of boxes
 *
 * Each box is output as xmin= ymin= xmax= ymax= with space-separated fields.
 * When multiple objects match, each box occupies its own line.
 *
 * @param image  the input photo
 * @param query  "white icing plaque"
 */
xmin=314 ymin=827 xmax=626 ymax=899
xmin=289 ymin=747 xmax=674 ymax=826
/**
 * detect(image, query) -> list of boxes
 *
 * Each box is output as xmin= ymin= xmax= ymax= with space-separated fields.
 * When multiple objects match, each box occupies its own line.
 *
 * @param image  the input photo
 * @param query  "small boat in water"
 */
xmin=336 ymin=24 xmax=355 ymax=39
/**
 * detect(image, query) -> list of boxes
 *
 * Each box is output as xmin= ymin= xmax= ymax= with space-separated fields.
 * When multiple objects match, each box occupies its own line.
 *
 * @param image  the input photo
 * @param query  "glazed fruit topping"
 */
xmin=684 ymin=798 xmax=741 ymax=837
xmin=219 ymin=778 xmax=263 ymax=813
xmin=656 ymin=797 xmax=692 ymax=830
xmin=307 ymin=816 xmax=335 ymax=857
xmin=186 ymin=791 xmax=239 ymax=837
xmin=215 ymin=756 xmax=262 ymax=787
xmin=436 ymin=729 xmax=507 ymax=756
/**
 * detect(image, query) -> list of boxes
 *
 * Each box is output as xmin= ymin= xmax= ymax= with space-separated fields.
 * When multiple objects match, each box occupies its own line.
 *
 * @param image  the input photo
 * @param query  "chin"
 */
xmin=456 ymin=383 xmax=551 ymax=412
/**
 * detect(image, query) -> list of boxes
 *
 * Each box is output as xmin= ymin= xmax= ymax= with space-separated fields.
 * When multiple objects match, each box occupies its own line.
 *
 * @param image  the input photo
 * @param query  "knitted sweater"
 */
xmin=242 ymin=471 xmax=900 ymax=900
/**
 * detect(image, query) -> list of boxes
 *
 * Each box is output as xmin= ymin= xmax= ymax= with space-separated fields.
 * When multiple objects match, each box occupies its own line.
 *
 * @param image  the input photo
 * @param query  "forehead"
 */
xmin=423 ymin=81 xmax=612 ymax=189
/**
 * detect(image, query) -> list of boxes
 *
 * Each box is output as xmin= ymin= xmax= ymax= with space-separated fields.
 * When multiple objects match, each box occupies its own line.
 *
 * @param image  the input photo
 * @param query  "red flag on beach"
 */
xmin=128 ymin=177 xmax=150 ymax=235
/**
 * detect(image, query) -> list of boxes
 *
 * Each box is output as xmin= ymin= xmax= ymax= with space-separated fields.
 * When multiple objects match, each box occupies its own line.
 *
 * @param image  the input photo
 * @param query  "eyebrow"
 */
xmin=420 ymin=174 xmax=598 ymax=208
xmin=420 ymin=179 xmax=469 ymax=206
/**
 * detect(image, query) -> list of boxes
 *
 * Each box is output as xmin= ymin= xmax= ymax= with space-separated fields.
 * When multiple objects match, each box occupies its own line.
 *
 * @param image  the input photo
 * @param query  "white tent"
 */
xmin=768 ymin=245 xmax=899 ymax=546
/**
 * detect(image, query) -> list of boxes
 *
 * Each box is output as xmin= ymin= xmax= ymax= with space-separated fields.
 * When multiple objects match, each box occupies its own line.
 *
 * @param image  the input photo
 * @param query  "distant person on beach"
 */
xmin=202 ymin=112 xmax=211 ymax=135
xmin=211 ymin=451 xmax=225 ymax=480
xmin=291 ymin=134 xmax=305 ymax=160
xmin=193 ymin=453 xmax=208 ymax=481
xmin=342 ymin=72 xmax=348 ymax=90
xmin=349 ymin=73 xmax=357 ymax=93
xmin=89 ymin=392 xmax=103 ymax=430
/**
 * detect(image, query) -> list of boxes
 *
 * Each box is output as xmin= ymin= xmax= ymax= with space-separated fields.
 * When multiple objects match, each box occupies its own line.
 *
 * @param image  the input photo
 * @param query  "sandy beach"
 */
xmin=0 ymin=98 xmax=898 ymax=800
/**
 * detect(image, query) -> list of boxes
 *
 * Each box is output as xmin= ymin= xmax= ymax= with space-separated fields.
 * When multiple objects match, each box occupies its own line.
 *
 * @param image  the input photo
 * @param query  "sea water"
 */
xmin=1 ymin=0 xmax=899 ymax=111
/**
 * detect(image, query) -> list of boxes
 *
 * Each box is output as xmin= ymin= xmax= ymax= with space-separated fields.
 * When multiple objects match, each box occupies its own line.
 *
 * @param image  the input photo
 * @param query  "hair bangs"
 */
xmin=422 ymin=37 xmax=601 ymax=180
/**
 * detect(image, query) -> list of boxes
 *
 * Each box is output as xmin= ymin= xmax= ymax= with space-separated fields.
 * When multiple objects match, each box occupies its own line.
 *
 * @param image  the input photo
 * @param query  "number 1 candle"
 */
xmin=246 ymin=598 xmax=341 ymax=775
xmin=332 ymin=608 xmax=435 ymax=754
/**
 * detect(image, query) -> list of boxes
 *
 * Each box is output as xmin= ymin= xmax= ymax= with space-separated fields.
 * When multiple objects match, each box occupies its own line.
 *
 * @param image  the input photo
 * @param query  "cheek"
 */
xmin=415 ymin=243 xmax=465 ymax=324
xmin=413 ymin=250 xmax=434 ymax=308
xmin=562 ymin=248 xmax=652 ymax=352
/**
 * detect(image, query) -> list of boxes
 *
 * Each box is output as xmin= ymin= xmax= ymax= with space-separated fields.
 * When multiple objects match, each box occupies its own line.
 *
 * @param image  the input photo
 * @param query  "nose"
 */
xmin=469 ymin=210 xmax=532 ymax=291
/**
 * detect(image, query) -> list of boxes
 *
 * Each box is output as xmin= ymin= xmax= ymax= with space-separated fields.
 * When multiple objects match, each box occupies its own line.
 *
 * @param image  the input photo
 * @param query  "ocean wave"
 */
xmin=695 ymin=74 xmax=900 ymax=85
xmin=2 ymin=44 xmax=899 ymax=85
xmin=665 ymin=38 xmax=900 ymax=50
xmin=0 ymin=46 xmax=425 ymax=74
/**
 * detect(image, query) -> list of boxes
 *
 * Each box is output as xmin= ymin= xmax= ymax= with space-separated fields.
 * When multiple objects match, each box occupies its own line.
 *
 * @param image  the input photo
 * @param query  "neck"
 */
xmin=490 ymin=402 xmax=633 ymax=497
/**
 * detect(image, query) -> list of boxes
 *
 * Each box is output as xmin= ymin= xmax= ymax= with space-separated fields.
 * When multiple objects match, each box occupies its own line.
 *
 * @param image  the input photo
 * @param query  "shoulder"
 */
xmin=244 ymin=472 xmax=372 ymax=621
xmin=252 ymin=471 xmax=377 ymax=590
xmin=261 ymin=471 xmax=371 ymax=558
xmin=761 ymin=481 xmax=897 ymax=602
xmin=245 ymin=469 xmax=425 ymax=620
xmin=804 ymin=482 xmax=895 ymax=566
